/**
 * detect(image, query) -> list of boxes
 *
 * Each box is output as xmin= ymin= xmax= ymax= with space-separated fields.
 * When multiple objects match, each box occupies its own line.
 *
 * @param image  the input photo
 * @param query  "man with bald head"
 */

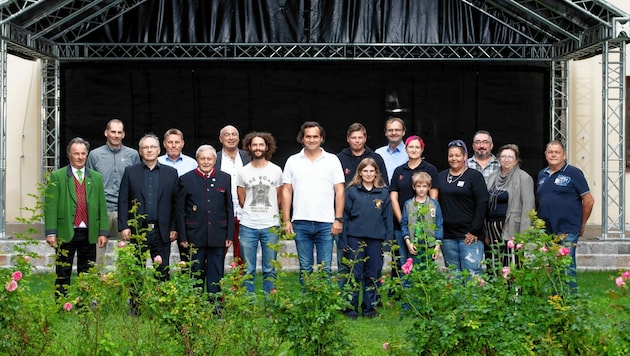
xmin=216 ymin=125 xmax=251 ymax=265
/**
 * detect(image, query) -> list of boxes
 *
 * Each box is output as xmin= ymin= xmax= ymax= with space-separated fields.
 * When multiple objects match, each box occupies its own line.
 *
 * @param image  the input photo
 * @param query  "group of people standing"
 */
xmin=43 ymin=117 xmax=594 ymax=317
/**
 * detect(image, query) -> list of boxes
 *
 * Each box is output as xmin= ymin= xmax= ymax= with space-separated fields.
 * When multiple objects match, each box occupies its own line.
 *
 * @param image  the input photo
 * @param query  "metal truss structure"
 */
xmin=0 ymin=0 xmax=628 ymax=239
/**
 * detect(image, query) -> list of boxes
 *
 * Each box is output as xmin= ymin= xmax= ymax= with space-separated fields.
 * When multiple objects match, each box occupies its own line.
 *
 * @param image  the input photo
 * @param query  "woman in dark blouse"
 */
xmin=437 ymin=140 xmax=488 ymax=276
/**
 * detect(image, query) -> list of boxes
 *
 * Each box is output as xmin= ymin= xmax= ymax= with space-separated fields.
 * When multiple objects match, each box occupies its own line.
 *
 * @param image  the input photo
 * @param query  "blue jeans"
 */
xmin=561 ymin=233 xmax=579 ymax=291
xmin=293 ymin=220 xmax=334 ymax=283
xmin=239 ymin=225 xmax=279 ymax=294
xmin=441 ymin=239 xmax=484 ymax=276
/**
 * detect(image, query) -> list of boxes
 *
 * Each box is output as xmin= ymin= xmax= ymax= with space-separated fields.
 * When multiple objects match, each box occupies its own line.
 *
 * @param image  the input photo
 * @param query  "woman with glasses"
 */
xmin=484 ymin=144 xmax=535 ymax=269
xmin=437 ymin=140 xmax=488 ymax=276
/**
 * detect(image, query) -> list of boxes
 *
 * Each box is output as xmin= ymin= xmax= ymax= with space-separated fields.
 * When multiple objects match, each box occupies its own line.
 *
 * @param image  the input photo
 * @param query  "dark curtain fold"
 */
xmin=86 ymin=0 xmax=527 ymax=45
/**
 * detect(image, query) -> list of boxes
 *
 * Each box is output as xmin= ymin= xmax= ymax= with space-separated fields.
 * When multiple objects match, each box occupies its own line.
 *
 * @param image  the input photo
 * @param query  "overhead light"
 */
xmin=385 ymin=91 xmax=408 ymax=113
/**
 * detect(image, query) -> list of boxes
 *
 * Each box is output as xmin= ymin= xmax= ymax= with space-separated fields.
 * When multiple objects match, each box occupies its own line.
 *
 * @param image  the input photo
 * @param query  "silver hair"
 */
xmin=196 ymin=144 xmax=217 ymax=159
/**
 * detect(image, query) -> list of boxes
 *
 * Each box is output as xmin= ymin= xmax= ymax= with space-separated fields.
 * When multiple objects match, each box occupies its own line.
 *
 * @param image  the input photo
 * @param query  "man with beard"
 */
xmin=467 ymin=130 xmax=500 ymax=184
xmin=236 ymin=132 xmax=283 ymax=294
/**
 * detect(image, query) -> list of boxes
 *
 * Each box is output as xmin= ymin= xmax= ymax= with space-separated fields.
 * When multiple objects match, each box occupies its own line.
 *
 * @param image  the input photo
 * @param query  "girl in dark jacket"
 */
xmin=340 ymin=158 xmax=393 ymax=318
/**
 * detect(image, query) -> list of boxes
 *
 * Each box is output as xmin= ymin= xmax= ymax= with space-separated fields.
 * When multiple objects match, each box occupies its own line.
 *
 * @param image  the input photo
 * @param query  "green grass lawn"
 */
xmin=23 ymin=270 xmax=628 ymax=355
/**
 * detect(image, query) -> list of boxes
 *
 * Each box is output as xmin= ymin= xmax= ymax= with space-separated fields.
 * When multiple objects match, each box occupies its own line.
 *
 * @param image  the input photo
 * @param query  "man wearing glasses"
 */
xmin=467 ymin=130 xmax=500 ymax=184
xmin=118 ymin=133 xmax=179 ymax=281
xmin=376 ymin=117 xmax=408 ymax=183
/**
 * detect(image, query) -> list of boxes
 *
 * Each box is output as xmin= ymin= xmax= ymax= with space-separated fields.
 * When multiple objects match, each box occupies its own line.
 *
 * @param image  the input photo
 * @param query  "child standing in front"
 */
xmin=401 ymin=172 xmax=443 ymax=267
xmin=340 ymin=157 xmax=393 ymax=319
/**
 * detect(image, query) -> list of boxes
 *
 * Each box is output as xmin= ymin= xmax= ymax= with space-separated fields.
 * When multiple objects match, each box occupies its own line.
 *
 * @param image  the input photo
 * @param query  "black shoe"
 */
xmin=343 ymin=310 xmax=359 ymax=320
xmin=363 ymin=309 xmax=379 ymax=318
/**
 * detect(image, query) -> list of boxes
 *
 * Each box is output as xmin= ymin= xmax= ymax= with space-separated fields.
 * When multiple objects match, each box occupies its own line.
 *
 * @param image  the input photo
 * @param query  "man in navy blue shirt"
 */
xmin=537 ymin=140 xmax=594 ymax=290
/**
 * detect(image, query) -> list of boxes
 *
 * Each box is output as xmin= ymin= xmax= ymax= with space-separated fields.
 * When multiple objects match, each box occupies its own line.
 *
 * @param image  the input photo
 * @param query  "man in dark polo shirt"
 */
xmin=537 ymin=140 xmax=594 ymax=290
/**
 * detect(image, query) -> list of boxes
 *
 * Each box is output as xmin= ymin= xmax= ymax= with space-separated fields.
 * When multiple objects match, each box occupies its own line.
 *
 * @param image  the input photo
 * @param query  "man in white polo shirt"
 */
xmin=282 ymin=121 xmax=345 ymax=284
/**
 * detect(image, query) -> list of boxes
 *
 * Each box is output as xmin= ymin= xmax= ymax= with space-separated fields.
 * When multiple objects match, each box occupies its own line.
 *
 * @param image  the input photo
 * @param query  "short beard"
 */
xmin=475 ymin=151 xmax=491 ymax=159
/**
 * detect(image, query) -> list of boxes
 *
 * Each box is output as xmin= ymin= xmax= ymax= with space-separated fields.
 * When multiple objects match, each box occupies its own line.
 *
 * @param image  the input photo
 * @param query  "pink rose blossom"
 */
xmin=559 ymin=247 xmax=570 ymax=256
xmin=622 ymin=272 xmax=630 ymax=279
xmin=539 ymin=245 xmax=548 ymax=253
xmin=5 ymin=279 xmax=17 ymax=292
xmin=507 ymin=240 xmax=515 ymax=249
xmin=230 ymin=262 xmax=237 ymax=269
xmin=22 ymin=255 xmax=30 ymax=263
xmin=153 ymin=255 xmax=163 ymax=265
xmin=380 ymin=278 xmax=385 ymax=284
xmin=382 ymin=342 xmax=389 ymax=350
xmin=478 ymin=278 xmax=486 ymax=287
xmin=516 ymin=243 xmax=524 ymax=249
xmin=12 ymin=271 xmax=23 ymax=282
xmin=270 ymin=289 xmax=277 ymax=294
xmin=63 ymin=302 xmax=73 ymax=311
xmin=502 ymin=266 xmax=511 ymax=279
xmin=230 ymin=286 xmax=236 ymax=291
xmin=616 ymin=276 xmax=626 ymax=287
xmin=401 ymin=258 xmax=413 ymax=275
xmin=117 ymin=241 xmax=126 ymax=248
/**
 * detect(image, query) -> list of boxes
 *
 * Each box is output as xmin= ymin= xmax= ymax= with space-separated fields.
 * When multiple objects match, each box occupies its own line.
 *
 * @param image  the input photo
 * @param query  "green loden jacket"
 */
xmin=44 ymin=166 xmax=109 ymax=243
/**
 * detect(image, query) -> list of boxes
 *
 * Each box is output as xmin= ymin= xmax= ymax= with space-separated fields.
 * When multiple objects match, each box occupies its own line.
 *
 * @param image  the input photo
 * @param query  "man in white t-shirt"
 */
xmin=236 ymin=132 xmax=283 ymax=294
xmin=282 ymin=121 xmax=345 ymax=283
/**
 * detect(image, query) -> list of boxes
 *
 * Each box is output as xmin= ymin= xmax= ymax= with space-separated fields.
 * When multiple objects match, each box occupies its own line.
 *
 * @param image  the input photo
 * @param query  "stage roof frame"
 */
xmin=0 ymin=0 xmax=628 ymax=61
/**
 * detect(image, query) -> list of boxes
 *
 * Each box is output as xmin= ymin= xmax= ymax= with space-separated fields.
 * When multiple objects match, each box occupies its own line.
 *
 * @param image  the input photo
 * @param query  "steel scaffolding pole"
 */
xmin=0 ymin=36 xmax=6 ymax=239
xmin=601 ymin=39 xmax=627 ymax=240
xmin=551 ymin=60 xmax=569 ymax=153
xmin=41 ymin=57 xmax=59 ymax=176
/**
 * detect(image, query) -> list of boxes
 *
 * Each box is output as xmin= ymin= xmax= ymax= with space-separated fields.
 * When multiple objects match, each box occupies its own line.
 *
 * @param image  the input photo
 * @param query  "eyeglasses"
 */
xmin=448 ymin=140 xmax=463 ymax=147
xmin=499 ymin=155 xmax=516 ymax=161
xmin=140 ymin=145 xmax=159 ymax=151
xmin=473 ymin=140 xmax=491 ymax=145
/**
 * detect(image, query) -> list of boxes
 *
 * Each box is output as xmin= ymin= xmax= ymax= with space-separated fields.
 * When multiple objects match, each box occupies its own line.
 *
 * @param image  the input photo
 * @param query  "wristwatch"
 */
xmin=334 ymin=217 xmax=344 ymax=223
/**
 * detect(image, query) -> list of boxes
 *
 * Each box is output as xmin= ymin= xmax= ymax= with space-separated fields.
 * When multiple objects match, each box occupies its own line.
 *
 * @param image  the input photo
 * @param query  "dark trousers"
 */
xmin=224 ymin=218 xmax=243 ymax=265
xmin=143 ymin=229 xmax=172 ymax=281
xmin=55 ymin=228 xmax=96 ymax=297
xmin=192 ymin=246 xmax=226 ymax=296
xmin=345 ymin=236 xmax=383 ymax=312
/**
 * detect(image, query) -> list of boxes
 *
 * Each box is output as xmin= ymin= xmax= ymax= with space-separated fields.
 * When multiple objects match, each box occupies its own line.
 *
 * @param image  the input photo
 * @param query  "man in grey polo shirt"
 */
xmin=87 ymin=118 xmax=140 ymax=240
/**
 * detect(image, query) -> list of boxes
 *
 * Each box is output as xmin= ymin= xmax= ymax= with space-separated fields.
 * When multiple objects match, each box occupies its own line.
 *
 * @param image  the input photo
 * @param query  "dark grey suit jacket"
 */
xmin=215 ymin=149 xmax=251 ymax=169
xmin=118 ymin=162 xmax=179 ymax=244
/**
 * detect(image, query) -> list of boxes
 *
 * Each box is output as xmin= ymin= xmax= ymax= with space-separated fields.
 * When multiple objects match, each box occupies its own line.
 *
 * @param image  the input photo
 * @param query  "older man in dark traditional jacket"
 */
xmin=177 ymin=144 xmax=234 ymax=297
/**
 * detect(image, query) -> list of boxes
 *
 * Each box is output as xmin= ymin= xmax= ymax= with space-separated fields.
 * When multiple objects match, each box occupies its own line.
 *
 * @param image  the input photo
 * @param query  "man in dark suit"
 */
xmin=45 ymin=137 xmax=109 ymax=298
xmin=118 ymin=133 xmax=179 ymax=281
xmin=215 ymin=125 xmax=250 ymax=265
xmin=177 ymin=144 xmax=234 ymax=298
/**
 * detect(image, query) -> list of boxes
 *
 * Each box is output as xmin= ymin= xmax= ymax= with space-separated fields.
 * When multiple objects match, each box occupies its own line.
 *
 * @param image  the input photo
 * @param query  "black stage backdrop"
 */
xmin=61 ymin=61 xmax=548 ymax=178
